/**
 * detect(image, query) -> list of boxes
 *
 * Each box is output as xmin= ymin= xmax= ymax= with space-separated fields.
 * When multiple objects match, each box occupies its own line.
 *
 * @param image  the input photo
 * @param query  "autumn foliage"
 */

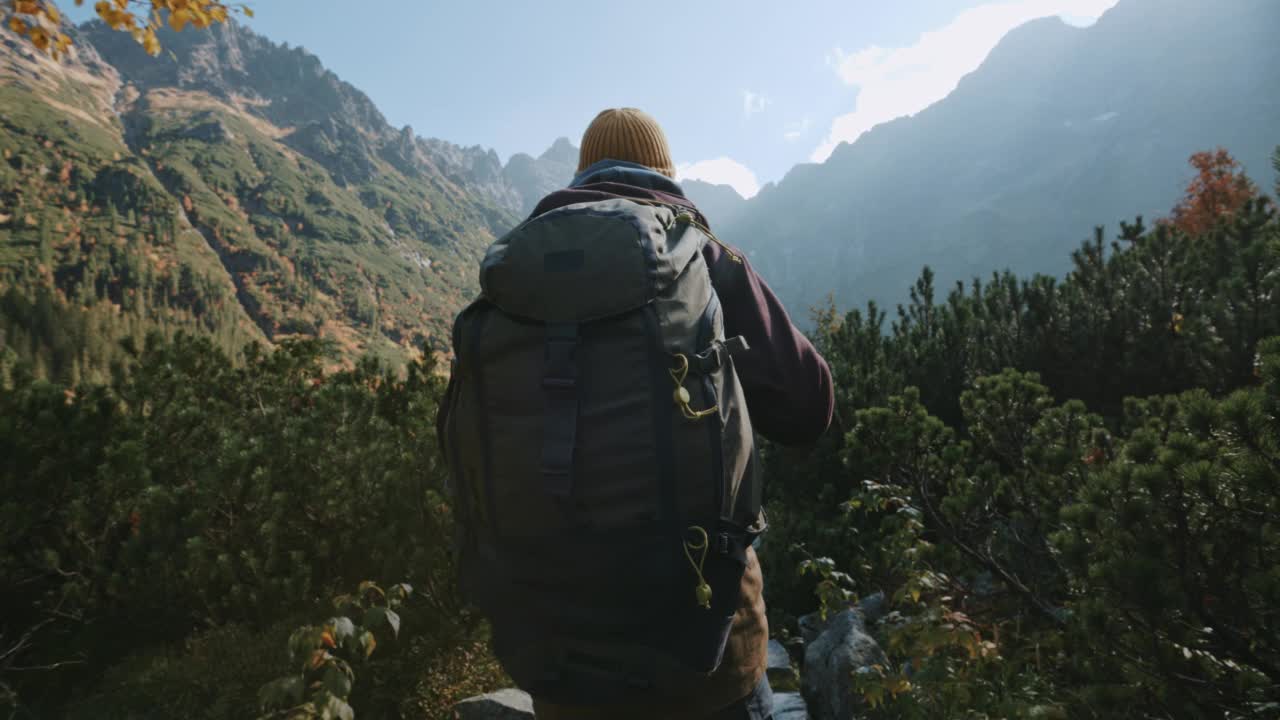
xmin=3 ymin=0 xmax=250 ymax=59
xmin=1165 ymin=147 xmax=1260 ymax=236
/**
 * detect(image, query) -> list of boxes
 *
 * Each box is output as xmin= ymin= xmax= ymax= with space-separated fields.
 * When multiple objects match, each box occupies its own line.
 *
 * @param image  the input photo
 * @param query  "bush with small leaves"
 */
xmin=257 ymin=581 xmax=412 ymax=720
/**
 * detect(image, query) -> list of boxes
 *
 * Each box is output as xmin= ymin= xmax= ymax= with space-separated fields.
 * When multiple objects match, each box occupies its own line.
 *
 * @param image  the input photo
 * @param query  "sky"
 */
xmin=65 ymin=0 xmax=1120 ymax=199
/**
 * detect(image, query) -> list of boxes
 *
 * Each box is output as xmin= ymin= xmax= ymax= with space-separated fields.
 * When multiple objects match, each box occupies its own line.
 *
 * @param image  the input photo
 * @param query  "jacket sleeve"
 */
xmin=703 ymin=242 xmax=835 ymax=446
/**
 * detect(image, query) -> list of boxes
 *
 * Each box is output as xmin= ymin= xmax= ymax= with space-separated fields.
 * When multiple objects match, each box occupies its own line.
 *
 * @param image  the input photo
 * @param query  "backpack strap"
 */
xmin=541 ymin=322 xmax=580 ymax=498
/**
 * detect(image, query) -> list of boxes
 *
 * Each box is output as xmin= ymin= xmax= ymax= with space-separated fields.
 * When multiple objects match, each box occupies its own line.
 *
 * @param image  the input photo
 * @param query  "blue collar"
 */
xmin=570 ymin=158 xmax=686 ymax=197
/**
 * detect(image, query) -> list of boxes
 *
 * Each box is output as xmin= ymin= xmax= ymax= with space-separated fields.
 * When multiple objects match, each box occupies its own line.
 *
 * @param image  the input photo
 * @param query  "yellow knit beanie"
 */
xmin=577 ymin=108 xmax=676 ymax=179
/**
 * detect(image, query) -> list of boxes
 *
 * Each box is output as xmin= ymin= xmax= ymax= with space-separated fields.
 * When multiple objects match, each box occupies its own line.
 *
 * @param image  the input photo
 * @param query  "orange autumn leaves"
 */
xmin=3 ymin=0 xmax=252 ymax=59
xmin=1165 ymin=147 xmax=1260 ymax=237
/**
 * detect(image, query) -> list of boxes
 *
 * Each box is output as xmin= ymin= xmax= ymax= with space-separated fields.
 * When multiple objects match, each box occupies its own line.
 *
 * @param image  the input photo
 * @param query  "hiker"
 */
xmin=438 ymin=108 xmax=834 ymax=720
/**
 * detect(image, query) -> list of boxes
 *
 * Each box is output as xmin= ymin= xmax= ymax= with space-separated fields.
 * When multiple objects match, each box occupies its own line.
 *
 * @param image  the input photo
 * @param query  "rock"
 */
xmin=768 ymin=639 xmax=800 ymax=691
xmin=182 ymin=118 xmax=234 ymax=143
xmin=857 ymin=591 xmax=887 ymax=625
xmin=799 ymin=592 xmax=887 ymax=647
xmin=501 ymin=137 xmax=577 ymax=216
xmin=798 ymin=611 xmax=830 ymax=645
xmin=802 ymin=609 xmax=889 ymax=720
xmin=452 ymin=688 xmax=534 ymax=720
xmin=773 ymin=691 xmax=810 ymax=719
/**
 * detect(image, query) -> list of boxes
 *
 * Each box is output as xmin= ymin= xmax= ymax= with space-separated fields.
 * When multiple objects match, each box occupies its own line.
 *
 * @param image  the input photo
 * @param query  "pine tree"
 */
xmin=1272 ymin=144 xmax=1279 ymax=199
xmin=37 ymin=218 xmax=53 ymax=268
xmin=107 ymin=201 xmax=120 ymax=237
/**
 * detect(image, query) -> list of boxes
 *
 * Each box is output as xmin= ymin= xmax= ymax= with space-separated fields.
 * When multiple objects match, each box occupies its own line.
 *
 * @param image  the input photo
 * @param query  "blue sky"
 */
xmin=65 ymin=0 xmax=1119 ymax=197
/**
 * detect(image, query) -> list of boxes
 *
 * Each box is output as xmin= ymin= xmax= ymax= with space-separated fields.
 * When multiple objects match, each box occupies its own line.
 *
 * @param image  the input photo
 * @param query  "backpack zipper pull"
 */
xmin=683 ymin=526 xmax=713 ymax=610
xmin=696 ymin=582 xmax=713 ymax=609
xmin=669 ymin=353 xmax=717 ymax=420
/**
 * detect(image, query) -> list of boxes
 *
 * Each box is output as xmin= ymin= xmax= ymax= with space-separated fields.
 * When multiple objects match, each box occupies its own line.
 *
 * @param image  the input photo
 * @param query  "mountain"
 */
xmin=502 ymin=136 xmax=578 ymax=217
xmin=0 ymin=19 xmax=528 ymax=381
xmin=719 ymin=0 xmax=1280 ymax=322
xmin=499 ymin=140 xmax=754 ymax=227
xmin=682 ymin=179 xmax=747 ymax=229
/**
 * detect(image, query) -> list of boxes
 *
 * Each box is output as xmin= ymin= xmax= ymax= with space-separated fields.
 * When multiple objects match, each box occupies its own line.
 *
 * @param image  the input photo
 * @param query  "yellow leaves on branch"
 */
xmin=4 ymin=0 xmax=72 ymax=57
xmin=4 ymin=0 xmax=252 ymax=60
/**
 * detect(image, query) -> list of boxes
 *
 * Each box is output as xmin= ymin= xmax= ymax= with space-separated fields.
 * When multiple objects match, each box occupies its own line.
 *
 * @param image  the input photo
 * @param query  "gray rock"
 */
xmin=773 ymin=691 xmax=810 ymax=719
xmin=768 ymin=639 xmax=800 ymax=691
xmin=802 ymin=609 xmax=889 ymax=720
xmin=857 ymin=591 xmax=887 ymax=625
xmin=453 ymin=688 xmax=534 ymax=720
xmin=799 ymin=592 xmax=887 ymax=647
xmin=798 ymin=611 xmax=830 ymax=645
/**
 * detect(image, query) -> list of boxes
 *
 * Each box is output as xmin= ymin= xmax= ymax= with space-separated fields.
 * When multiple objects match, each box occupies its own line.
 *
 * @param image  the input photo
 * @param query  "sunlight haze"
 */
xmin=63 ymin=0 xmax=1121 ymax=199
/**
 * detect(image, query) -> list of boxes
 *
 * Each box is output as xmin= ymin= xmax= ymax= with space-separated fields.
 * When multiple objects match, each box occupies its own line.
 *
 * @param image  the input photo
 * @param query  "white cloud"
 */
xmin=676 ymin=158 xmax=761 ymax=199
xmin=812 ymin=0 xmax=1120 ymax=163
xmin=742 ymin=90 xmax=771 ymax=118
xmin=784 ymin=117 xmax=812 ymax=142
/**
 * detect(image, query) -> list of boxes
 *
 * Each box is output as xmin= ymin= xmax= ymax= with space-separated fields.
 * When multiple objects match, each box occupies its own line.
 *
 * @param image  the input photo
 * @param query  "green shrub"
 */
xmin=760 ymin=195 xmax=1280 ymax=718
xmin=0 ymin=333 xmax=464 ymax=715
xmin=257 ymin=581 xmax=413 ymax=720
xmin=62 ymin=616 xmax=303 ymax=720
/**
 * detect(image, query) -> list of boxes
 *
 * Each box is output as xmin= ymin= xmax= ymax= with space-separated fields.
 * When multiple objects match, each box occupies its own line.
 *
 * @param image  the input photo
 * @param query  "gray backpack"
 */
xmin=440 ymin=197 xmax=765 ymax=704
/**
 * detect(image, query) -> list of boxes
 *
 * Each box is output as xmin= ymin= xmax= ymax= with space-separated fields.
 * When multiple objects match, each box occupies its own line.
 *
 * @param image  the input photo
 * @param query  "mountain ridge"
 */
xmin=5 ymin=0 xmax=1277 ymax=379
xmin=0 ymin=17 xmax=559 ymax=379
xmin=718 ymin=0 xmax=1280 ymax=322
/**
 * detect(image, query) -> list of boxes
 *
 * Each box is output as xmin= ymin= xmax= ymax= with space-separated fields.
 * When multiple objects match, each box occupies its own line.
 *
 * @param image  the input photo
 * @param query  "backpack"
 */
xmin=439 ymin=197 xmax=765 ymax=704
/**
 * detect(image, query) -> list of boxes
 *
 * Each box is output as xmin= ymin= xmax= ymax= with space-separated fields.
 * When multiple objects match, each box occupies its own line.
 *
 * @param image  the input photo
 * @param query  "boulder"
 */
xmin=799 ymin=592 xmax=888 ymax=646
xmin=802 ymin=609 xmax=888 ymax=720
xmin=857 ymin=591 xmax=887 ymax=625
xmin=452 ymin=688 xmax=534 ymax=720
xmin=798 ymin=611 xmax=830 ymax=645
xmin=767 ymin=638 xmax=801 ymax=691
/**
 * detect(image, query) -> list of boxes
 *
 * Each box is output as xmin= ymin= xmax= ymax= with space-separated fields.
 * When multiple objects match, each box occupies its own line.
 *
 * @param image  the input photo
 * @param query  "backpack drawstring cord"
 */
xmin=627 ymin=197 xmax=743 ymax=265
xmin=670 ymin=212 xmax=744 ymax=264
xmin=683 ymin=526 xmax=714 ymax=609
xmin=669 ymin=354 xmax=718 ymax=420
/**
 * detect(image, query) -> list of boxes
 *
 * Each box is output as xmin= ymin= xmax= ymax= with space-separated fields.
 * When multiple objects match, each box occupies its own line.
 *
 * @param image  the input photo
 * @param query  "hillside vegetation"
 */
xmin=2 ymin=148 xmax=1277 ymax=719
xmin=758 ymin=154 xmax=1280 ymax=718
xmin=3 ymin=2 xmax=1280 ymax=718
xmin=0 ymin=19 xmax=576 ymax=383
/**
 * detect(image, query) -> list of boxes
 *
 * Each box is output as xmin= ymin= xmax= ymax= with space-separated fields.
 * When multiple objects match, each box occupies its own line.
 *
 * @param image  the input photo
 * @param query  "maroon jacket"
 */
xmin=530 ymin=181 xmax=835 ymax=447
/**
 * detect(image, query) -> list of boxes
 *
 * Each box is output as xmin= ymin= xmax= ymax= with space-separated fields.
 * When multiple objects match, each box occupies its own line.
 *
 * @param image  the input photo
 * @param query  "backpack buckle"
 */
xmin=692 ymin=335 xmax=751 ymax=375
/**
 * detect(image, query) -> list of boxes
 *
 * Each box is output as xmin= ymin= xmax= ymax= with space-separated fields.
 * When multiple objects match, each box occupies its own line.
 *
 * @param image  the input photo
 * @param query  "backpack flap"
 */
xmin=479 ymin=198 xmax=704 ymax=323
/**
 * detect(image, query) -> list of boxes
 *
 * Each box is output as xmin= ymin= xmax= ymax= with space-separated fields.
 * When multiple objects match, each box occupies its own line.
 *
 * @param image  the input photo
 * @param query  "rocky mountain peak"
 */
xmin=540 ymin=136 xmax=578 ymax=164
xmin=81 ymin=19 xmax=387 ymax=133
